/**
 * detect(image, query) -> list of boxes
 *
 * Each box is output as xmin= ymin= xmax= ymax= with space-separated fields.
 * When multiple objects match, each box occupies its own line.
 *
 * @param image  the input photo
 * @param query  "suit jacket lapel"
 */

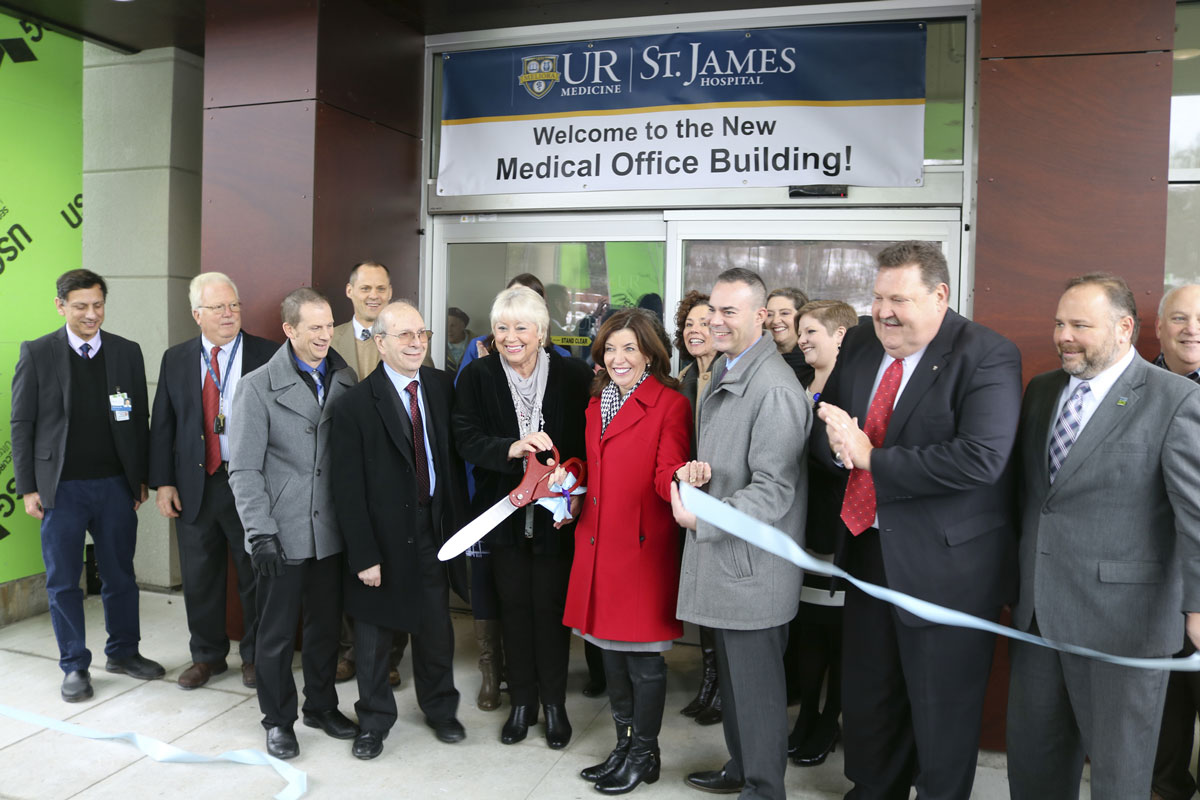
xmin=601 ymin=378 xmax=658 ymax=443
xmin=849 ymin=336 xmax=884 ymax=420
xmin=53 ymin=328 xmax=71 ymax=417
xmin=1028 ymin=371 xmax=1068 ymax=489
xmin=1047 ymin=357 xmax=1144 ymax=493
xmin=421 ymin=367 xmax=450 ymax=474
xmin=371 ymin=367 xmax=414 ymax=467
xmin=884 ymin=314 xmax=961 ymax=447
xmin=188 ymin=338 xmax=204 ymax=426
xmin=268 ymin=351 xmax=321 ymax=425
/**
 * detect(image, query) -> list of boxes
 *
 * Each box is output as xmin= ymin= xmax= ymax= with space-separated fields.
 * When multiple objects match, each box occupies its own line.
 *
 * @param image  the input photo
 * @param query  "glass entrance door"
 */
xmin=427 ymin=209 xmax=964 ymax=370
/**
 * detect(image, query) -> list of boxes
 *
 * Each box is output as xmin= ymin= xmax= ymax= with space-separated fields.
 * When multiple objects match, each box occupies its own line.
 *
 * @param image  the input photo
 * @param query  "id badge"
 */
xmin=109 ymin=391 xmax=132 ymax=422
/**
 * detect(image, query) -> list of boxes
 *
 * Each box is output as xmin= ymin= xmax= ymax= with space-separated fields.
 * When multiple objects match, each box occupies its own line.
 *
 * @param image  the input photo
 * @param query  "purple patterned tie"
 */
xmin=1048 ymin=382 xmax=1090 ymax=483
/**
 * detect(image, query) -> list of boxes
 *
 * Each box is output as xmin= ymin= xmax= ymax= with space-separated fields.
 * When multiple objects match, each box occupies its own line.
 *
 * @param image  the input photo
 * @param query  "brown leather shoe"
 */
xmin=336 ymin=658 xmax=355 ymax=682
xmin=241 ymin=663 xmax=256 ymax=688
xmin=177 ymin=660 xmax=227 ymax=690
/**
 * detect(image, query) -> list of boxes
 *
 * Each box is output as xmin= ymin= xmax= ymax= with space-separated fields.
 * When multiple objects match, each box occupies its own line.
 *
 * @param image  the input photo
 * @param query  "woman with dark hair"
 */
xmin=787 ymin=299 xmax=857 ymax=766
xmin=766 ymin=287 xmax=814 ymax=386
xmin=671 ymin=291 xmax=723 ymax=726
xmin=554 ymin=309 xmax=692 ymax=794
xmin=453 ymin=286 xmax=592 ymax=748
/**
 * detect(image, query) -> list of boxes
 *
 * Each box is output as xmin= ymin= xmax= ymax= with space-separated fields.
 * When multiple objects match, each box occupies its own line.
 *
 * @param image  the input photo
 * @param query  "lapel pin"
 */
xmin=1116 ymin=396 xmax=1128 ymax=406
xmin=931 ymin=365 xmax=938 ymax=371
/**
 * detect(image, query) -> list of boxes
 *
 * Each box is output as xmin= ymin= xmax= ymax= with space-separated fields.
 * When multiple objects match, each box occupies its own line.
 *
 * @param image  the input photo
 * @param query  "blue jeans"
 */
xmin=41 ymin=476 xmax=140 ymax=673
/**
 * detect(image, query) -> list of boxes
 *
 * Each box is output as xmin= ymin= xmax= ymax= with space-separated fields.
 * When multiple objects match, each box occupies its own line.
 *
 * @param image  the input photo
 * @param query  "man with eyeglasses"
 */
xmin=331 ymin=301 xmax=470 ymax=760
xmin=230 ymin=287 xmax=359 ymax=759
xmin=148 ymin=272 xmax=277 ymax=690
xmin=328 ymin=260 xmax=413 ymax=687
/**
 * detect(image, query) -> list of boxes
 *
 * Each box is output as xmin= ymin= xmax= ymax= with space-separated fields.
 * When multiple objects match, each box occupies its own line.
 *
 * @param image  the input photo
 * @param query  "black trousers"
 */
xmin=713 ymin=624 xmax=790 ymax=800
xmin=175 ymin=468 xmax=258 ymax=664
xmin=491 ymin=543 xmax=572 ymax=706
xmin=842 ymin=529 xmax=997 ymax=800
xmin=354 ymin=506 xmax=459 ymax=733
xmin=254 ymin=553 xmax=342 ymax=729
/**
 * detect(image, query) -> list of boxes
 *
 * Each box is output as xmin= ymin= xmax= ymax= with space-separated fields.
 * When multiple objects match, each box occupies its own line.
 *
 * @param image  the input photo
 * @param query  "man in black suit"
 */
xmin=813 ymin=241 xmax=1022 ymax=800
xmin=149 ymin=272 xmax=278 ymax=690
xmin=11 ymin=269 xmax=164 ymax=702
xmin=331 ymin=301 xmax=470 ymax=760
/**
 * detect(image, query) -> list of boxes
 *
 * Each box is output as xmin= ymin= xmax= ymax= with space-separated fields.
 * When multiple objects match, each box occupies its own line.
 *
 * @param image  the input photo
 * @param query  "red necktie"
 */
xmin=405 ymin=382 xmax=431 ymax=504
xmin=841 ymin=358 xmax=903 ymax=536
xmin=203 ymin=346 xmax=222 ymax=475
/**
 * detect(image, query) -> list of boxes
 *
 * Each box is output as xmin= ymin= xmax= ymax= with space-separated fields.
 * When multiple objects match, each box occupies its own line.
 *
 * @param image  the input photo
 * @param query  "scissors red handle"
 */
xmin=508 ymin=445 xmax=587 ymax=508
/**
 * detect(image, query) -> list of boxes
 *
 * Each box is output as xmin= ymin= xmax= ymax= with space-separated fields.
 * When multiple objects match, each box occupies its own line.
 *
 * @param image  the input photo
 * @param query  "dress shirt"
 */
xmin=352 ymin=318 xmax=371 ymax=341
xmin=383 ymin=362 xmax=437 ymax=495
xmin=1153 ymin=352 xmax=1200 ymax=384
xmin=66 ymin=327 xmax=102 ymax=358
xmin=200 ymin=333 xmax=244 ymax=462
xmin=722 ymin=333 xmax=762 ymax=374
xmin=1053 ymin=345 xmax=1136 ymax=433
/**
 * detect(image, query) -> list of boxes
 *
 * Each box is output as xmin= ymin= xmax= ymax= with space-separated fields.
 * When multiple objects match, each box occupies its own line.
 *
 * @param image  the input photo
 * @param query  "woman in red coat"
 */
xmin=554 ymin=308 xmax=692 ymax=795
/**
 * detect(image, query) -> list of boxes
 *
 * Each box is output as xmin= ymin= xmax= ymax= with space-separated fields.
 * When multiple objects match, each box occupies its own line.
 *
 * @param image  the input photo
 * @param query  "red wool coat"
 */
xmin=562 ymin=376 xmax=693 ymax=642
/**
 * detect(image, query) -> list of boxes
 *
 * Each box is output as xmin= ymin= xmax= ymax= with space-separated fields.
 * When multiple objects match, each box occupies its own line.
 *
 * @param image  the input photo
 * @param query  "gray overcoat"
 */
xmin=676 ymin=334 xmax=810 ymax=630
xmin=230 ymin=343 xmax=357 ymax=560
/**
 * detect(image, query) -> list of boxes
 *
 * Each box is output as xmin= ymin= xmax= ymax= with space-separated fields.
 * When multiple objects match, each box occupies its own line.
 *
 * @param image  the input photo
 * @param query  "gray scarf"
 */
xmin=500 ymin=347 xmax=550 ymax=537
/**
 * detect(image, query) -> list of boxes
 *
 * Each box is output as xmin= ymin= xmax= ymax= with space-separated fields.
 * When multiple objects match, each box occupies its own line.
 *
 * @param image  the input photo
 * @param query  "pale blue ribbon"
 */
xmin=536 ymin=471 xmax=586 ymax=523
xmin=0 ymin=703 xmax=307 ymax=799
xmin=679 ymin=483 xmax=1200 ymax=671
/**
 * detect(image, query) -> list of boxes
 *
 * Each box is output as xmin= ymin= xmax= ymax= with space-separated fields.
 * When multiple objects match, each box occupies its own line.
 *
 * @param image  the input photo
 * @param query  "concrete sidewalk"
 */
xmin=0 ymin=591 xmax=1042 ymax=799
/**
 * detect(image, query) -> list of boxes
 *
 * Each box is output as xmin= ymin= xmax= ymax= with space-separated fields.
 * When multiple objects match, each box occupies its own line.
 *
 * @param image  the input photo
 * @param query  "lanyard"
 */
xmin=203 ymin=332 xmax=242 ymax=409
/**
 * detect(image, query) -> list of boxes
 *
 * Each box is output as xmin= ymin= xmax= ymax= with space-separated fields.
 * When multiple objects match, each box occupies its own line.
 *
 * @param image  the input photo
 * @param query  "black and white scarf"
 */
xmin=600 ymin=370 xmax=649 ymax=436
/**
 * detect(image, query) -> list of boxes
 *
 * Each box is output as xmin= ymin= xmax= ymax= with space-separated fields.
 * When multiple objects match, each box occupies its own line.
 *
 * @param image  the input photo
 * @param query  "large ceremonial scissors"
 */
xmin=437 ymin=446 xmax=585 ymax=561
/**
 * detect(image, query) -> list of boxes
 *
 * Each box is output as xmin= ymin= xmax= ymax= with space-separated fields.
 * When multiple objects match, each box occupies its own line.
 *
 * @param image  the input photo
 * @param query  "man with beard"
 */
xmin=1008 ymin=273 xmax=1200 ymax=800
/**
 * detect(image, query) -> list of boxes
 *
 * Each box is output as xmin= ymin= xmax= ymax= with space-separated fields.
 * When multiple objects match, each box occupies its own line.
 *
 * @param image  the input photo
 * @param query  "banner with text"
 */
xmin=0 ymin=12 xmax=82 ymax=583
xmin=438 ymin=22 xmax=926 ymax=196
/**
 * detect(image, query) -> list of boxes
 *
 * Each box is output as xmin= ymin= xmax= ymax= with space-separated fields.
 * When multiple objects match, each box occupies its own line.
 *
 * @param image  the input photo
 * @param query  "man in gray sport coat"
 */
xmin=1007 ymin=273 xmax=1200 ymax=800
xmin=671 ymin=267 xmax=809 ymax=800
xmin=230 ymin=287 xmax=359 ymax=760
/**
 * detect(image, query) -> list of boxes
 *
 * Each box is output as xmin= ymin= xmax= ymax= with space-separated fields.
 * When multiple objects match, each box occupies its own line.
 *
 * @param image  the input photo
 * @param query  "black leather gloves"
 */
xmin=249 ymin=534 xmax=286 ymax=577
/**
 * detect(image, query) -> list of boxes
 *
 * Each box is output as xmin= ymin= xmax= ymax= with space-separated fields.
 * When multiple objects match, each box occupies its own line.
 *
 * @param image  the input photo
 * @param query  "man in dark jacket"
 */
xmin=331 ymin=301 xmax=470 ymax=760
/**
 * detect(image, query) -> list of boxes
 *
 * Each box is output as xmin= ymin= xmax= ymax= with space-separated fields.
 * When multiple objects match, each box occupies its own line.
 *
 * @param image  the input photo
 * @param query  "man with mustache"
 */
xmin=813 ymin=241 xmax=1022 ymax=800
xmin=1008 ymin=274 xmax=1200 ymax=800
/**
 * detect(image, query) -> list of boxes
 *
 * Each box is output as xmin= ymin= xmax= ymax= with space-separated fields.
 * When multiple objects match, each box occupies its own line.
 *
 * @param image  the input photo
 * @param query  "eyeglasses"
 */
xmin=378 ymin=329 xmax=433 ymax=344
xmin=197 ymin=303 xmax=242 ymax=314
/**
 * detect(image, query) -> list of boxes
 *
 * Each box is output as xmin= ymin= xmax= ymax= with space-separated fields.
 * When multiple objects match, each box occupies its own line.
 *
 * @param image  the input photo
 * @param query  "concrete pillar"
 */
xmin=83 ymin=43 xmax=204 ymax=590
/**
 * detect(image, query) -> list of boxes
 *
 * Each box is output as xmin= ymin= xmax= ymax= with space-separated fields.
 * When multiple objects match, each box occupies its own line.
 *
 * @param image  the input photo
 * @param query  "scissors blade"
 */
xmin=438 ymin=495 xmax=520 ymax=561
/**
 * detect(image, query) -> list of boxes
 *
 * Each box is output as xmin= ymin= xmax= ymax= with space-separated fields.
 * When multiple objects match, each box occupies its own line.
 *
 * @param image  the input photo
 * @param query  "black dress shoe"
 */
xmin=105 ymin=653 xmax=165 ymax=680
xmin=266 ymin=725 xmax=299 ymax=760
xmin=302 ymin=708 xmax=360 ymax=740
xmin=501 ymin=704 xmax=537 ymax=744
xmin=582 ymin=678 xmax=607 ymax=698
xmin=61 ymin=670 xmax=93 ymax=703
xmin=543 ymin=703 xmax=572 ymax=749
xmin=427 ymin=716 xmax=466 ymax=744
xmin=352 ymin=730 xmax=387 ymax=760
xmin=685 ymin=768 xmax=744 ymax=794
xmin=792 ymin=721 xmax=840 ymax=767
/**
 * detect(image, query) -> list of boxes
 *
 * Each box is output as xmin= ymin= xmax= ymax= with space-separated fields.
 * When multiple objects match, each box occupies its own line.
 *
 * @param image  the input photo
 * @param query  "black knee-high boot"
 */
xmin=681 ymin=626 xmax=718 ymax=716
xmin=596 ymin=654 xmax=665 ymax=795
xmin=581 ymin=650 xmax=634 ymax=782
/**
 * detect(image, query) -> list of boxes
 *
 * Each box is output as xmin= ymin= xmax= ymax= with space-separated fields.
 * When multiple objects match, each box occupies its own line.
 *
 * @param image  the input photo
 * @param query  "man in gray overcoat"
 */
xmin=671 ymin=267 xmax=809 ymax=800
xmin=230 ymin=287 xmax=359 ymax=760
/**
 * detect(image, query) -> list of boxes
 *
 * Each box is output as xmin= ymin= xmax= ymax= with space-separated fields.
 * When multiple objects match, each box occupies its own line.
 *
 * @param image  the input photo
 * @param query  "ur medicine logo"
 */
xmin=519 ymin=55 xmax=559 ymax=100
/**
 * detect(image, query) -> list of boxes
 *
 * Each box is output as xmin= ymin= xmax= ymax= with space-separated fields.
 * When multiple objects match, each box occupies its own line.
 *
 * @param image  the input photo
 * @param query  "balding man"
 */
xmin=230 ymin=287 xmax=359 ymax=759
xmin=1150 ymin=285 xmax=1200 ymax=800
xmin=149 ymin=272 xmax=277 ymax=689
xmin=1008 ymin=274 xmax=1200 ymax=800
xmin=331 ymin=302 xmax=470 ymax=759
